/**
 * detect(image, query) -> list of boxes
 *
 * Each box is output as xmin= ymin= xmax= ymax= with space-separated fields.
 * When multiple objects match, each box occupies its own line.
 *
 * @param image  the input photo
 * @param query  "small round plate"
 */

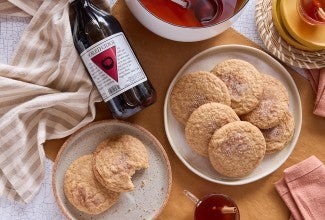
xmin=164 ymin=45 xmax=302 ymax=185
xmin=280 ymin=0 xmax=325 ymax=49
xmin=272 ymin=0 xmax=319 ymax=51
xmin=52 ymin=120 xmax=172 ymax=220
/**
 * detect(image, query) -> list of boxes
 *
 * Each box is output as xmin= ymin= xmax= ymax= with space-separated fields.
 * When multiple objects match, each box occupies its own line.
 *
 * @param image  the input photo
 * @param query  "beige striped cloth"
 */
xmin=0 ymin=0 xmax=108 ymax=203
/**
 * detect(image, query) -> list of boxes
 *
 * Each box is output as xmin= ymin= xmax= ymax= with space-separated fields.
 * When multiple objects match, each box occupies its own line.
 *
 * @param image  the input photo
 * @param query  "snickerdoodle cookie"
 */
xmin=64 ymin=155 xmax=120 ymax=215
xmin=241 ymin=74 xmax=289 ymax=129
xmin=170 ymin=71 xmax=231 ymax=125
xmin=92 ymin=135 xmax=149 ymax=192
xmin=185 ymin=103 xmax=240 ymax=156
xmin=261 ymin=111 xmax=295 ymax=154
xmin=208 ymin=121 xmax=266 ymax=178
xmin=211 ymin=59 xmax=264 ymax=115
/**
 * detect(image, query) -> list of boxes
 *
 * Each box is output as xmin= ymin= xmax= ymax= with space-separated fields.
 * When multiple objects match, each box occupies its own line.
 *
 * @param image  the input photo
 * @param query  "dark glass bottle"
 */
xmin=70 ymin=0 xmax=156 ymax=119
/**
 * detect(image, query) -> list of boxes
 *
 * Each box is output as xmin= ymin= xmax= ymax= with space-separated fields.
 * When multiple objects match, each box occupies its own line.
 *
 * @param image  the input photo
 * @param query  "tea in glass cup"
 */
xmin=183 ymin=190 xmax=240 ymax=220
xmin=297 ymin=0 xmax=325 ymax=25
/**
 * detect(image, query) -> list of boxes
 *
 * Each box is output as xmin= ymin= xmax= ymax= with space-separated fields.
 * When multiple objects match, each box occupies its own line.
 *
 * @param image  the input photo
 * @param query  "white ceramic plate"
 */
xmin=164 ymin=45 xmax=302 ymax=185
xmin=53 ymin=120 xmax=172 ymax=220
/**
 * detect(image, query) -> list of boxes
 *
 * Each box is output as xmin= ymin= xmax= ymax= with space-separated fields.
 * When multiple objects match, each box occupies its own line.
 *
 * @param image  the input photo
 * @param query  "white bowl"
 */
xmin=125 ymin=0 xmax=250 ymax=42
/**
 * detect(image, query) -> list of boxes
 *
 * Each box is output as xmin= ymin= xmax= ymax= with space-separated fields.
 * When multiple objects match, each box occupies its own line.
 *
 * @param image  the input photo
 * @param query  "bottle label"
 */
xmin=80 ymin=32 xmax=147 ymax=102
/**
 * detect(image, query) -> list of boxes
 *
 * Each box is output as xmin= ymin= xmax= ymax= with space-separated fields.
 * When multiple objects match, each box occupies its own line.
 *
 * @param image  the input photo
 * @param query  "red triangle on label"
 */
xmin=91 ymin=46 xmax=118 ymax=82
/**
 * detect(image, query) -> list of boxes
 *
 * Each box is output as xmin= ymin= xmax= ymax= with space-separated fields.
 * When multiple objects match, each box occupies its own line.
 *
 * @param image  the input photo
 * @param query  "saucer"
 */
xmin=272 ymin=0 xmax=319 ymax=51
xmin=280 ymin=0 xmax=325 ymax=49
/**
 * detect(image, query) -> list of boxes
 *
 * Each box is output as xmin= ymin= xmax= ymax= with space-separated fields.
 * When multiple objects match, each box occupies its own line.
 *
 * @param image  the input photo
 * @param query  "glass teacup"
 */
xmin=297 ymin=0 xmax=325 ymax=25
xmin=184 ymin=190 xmax=240 ymax=220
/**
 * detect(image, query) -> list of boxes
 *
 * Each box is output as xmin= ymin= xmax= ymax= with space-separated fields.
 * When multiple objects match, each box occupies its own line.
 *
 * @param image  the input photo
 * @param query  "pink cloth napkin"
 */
xmin=305 ymin=68 xmax=325 ymax=117
xmin=274 ymin=156 xmax=325 ymax=220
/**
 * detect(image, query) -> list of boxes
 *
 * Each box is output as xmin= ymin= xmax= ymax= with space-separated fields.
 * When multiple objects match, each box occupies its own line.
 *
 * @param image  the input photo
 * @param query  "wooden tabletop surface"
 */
xmin=44 ymin=1 xmax=325 ymax=219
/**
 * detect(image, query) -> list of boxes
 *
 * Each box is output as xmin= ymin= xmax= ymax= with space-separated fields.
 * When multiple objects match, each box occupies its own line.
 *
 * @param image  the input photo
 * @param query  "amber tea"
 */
xmin=194 ymin=194 xmax=239 ymax=220
xmin=297 ymin=0 xmax=325 ymax=25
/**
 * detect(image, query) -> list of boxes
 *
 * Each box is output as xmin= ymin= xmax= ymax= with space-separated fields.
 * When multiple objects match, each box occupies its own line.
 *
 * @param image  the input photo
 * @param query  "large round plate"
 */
xmin=53 ymin=120 xmax=172 ymax=220
xmin=164 ymin=45 xmax=302 ymax=185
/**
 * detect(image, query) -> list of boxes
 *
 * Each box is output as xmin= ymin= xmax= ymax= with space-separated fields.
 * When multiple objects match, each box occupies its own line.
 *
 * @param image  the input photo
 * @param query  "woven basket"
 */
xmin=255 ymin=0 xmax=325 ymax=69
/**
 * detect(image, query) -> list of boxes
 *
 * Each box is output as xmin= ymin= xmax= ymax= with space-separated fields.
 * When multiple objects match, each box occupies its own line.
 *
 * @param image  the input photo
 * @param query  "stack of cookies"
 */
xmin=170 ymin=59 xmax=295 ymax=178
xmin=63 ymin=135 xmax=149 ymax=215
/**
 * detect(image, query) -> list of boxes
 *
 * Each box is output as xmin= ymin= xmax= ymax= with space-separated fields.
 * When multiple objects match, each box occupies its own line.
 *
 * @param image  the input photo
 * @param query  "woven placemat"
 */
xmin=255 ymin=0 xmax=325 ymax=69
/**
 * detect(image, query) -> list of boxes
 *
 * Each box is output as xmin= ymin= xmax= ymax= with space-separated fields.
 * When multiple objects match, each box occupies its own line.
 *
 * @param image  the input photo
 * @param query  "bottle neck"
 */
xmin=71 ymin=0 xmax=90 ymax=9
xmin=71 ymin=0 xmax=111 ymax=15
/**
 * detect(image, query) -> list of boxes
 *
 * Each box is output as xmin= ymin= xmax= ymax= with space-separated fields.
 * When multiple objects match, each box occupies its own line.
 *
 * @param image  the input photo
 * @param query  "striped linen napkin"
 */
xmin=0 ymin=0 xmax=105 ymax=203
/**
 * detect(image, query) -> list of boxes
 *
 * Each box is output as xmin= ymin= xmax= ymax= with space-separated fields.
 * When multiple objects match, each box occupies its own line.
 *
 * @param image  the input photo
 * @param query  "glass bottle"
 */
xmin=70 ymin=0 xmax=156 ymax=119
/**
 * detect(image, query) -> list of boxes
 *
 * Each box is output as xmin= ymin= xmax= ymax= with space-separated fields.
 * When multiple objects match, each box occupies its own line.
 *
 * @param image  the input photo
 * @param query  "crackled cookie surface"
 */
xmin=92 ymin=135 xmax=149 ymax=192
xmin=241 ymin=74 xmax=289 ymax=129
xmin=170 ymin=71 xmax=231 ymax=125
xmin=64 ymin=155 xmax=120 ymax=215
xmin=261 ymin=111 xmax=295 ymax=154
xmin=211 ymin=59 xmax=264 ymax=115
xmin=185 ymin=103 xmax=239 ymax=156
xmin=208 ymin=121 xmax=266 ymax=178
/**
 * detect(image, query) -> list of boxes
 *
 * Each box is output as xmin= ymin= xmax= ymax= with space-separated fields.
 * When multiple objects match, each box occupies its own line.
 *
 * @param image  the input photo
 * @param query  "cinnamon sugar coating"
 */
xmin=261 ymin=111 xmax=295 ymax=154
xmin=63 ymin=155 xmax=120 ymax=215
xmin=92 ymin=135 xmax=149 ymax=192
xmin=185 ymin=103 xmax=239 ymax=156
xmin=211 ymin=59 xmax=264 ymax=115
xmin=208 ymin=121 xmax=266 ymax=178
xmin=170 ymin=71 xmax=231 ymax=125
xmin=241 ymin=74 xmax=289 ymax=129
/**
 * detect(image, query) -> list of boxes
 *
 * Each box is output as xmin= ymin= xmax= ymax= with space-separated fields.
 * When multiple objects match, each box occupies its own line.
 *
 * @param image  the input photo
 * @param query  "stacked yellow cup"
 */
xmin=272 ymin=0 xmax=325 ymax=51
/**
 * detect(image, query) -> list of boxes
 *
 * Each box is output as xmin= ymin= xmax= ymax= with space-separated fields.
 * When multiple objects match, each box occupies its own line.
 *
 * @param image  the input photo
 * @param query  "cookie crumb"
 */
xmin=141 ymin=180 xmax=146 ymax=188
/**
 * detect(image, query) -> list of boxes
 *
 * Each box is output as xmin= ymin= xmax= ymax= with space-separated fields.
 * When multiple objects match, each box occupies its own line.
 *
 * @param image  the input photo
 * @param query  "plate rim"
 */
xmin=52 ymin=119 xmax=172 ymax=220
xmin=163 ymin=44 xmax=302 ymax=185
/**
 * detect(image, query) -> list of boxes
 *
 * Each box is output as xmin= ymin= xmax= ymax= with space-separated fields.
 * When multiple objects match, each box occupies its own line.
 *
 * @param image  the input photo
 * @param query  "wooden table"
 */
xmin=44 ymin=1 xmax=325 ymax=219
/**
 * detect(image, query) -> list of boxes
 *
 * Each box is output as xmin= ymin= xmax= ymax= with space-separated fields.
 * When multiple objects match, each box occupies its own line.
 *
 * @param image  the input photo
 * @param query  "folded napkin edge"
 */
xmin=284 ymin=156 xmax=323 ymax=183
xmin=274 ymin=178 xmax=290 ymax=196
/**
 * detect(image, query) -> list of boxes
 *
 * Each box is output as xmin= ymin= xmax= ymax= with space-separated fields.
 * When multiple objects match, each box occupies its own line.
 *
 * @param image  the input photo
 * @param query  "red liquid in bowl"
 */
xmin=139 ymin=0 xmax=246 ymax=27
